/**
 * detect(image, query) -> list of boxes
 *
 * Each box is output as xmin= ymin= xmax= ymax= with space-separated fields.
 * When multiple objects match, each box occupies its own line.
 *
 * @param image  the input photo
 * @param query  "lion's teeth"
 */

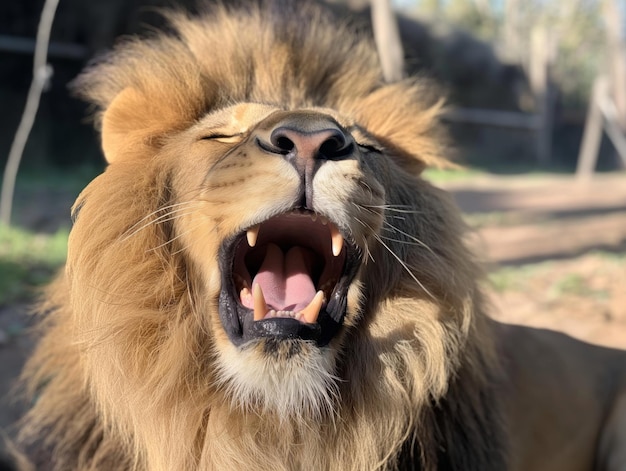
xmin=253 ymin=284 xmax=268 ymax=321
xmin=246 ymin=225 xmax=260 ymax=247
xmin=300 ymin=290 xmax=324 ymax=324
xmin=330 ymin=224 xmax=344 ymax=256
xmin=240 ymin=286 xmax=252 ymax=304
xmin=319 ymin=216 xmax=328 ymax=225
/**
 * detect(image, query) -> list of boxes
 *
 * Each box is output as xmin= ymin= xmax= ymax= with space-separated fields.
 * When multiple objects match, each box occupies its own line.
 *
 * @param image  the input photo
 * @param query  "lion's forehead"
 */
xmin=197 ymin=103 xmax=278 ymax=133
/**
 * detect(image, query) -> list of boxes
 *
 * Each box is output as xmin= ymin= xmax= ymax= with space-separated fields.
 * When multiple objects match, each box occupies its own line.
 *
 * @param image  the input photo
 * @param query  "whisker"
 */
xmin=149 ymin=210 xmax=200 ymax=226
xmin=171 ymin=245 xmax=189 ymax=257
xmin=148 ymin=220 xmax=207 ymax=252
xmin=373 ymin=234 xmax=435 ymax=300
xmin=353 ymin=217 xmax=375 ymax=263
xmin=358 ymin=203 xmax=406 ymax=221
xmin=353 ymin=203 xmax=380 ymax=217
xmin=363 ymin=204 xmax=426 ymax=215
xmin=123 ymin=204 xmax=198 ymax=237
xmin=382 ymin=221 xmax=438 ymax=258
xmin=352 ymin=205 xmax=438 ymax=298
xmin=128 ymin=201 xmax=200 ymax=230
xmin=363 ymin=203 xmax=414 ymax=208
xmin=122 ymin=202 xmax=202 ymax=241
xmin=377 ymin=234 xmax=428 ymax=246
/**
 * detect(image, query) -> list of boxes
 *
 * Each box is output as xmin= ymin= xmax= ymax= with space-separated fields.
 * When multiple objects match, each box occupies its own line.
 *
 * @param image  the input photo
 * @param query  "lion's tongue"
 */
xmin=251 ymin=243 xmax=316 ymax=312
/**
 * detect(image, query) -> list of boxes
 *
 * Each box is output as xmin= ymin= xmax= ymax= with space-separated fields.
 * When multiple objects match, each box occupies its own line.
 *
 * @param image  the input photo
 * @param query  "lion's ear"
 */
xmin=101 ymin=87 xmax=190 ymax=164
xmin=354 ymin=82 xmax=454 ymax=174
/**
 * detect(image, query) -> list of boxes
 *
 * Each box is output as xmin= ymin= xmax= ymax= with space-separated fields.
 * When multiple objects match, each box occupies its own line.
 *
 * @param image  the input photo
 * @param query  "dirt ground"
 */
xmin=443 ymin=173 xmax=626 ymax=350
xmin=1 ymin=172 xmax=625 ymax=458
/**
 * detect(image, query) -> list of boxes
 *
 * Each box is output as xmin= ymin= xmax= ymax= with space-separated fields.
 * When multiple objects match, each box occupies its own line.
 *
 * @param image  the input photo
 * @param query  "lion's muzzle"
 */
xmin=216 ymin=111 xmax=366 ymax=348
xmin=255 ymin=111 xmax=355 ymax=209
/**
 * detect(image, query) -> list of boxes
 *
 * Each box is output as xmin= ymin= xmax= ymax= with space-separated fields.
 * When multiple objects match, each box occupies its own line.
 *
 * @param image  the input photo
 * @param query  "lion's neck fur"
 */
xmin=19 ymin=278 xmax=504 ymax=471
xmin=16 ymin=165 xmax=506 ymax=471
xmin=17 ymin=172 xmax=506 ymax=471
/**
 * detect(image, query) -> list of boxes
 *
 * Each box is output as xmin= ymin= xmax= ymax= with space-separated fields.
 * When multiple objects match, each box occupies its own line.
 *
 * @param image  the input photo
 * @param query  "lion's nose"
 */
xmin=268 ymin=126 xmax=351 ymax=162
xmin=256 ymin=114 xmax=355 ymax=208
xmin=257 ymin=114 xmax=353 ymax=166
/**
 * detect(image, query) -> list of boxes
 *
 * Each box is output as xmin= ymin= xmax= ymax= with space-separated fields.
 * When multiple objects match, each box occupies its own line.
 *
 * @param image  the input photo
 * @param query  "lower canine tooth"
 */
xmin=240 ymin=287 xmax=252 ymax=305
xmin=253 ymin=284 xmax=268 ymax=321
xmin=300 ymin=291 xmax=325 ymax=324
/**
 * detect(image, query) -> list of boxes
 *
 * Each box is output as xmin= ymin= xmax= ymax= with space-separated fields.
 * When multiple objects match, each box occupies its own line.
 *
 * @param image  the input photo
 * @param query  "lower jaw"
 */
xmin=219 ymin=286 xmax=349 ymax=347
xmin=240 ymin=316 xmax=323 ymax=343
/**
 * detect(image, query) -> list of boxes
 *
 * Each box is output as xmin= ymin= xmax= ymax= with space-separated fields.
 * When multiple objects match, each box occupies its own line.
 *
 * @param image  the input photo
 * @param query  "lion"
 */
xmin=14 ymin=2 xmax=626 ymax=471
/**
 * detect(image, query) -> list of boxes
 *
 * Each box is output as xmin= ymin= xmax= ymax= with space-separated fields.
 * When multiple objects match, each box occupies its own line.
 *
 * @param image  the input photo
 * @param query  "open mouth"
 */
xmin=218 ymin=210 xmax=361 ymax=346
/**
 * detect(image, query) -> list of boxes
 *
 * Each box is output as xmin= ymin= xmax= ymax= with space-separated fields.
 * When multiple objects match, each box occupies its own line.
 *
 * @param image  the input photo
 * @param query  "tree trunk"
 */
xmin=371 ymin=0 xmax=405 ymax=83
xmin=603 ymin=0 xmax=626 ymax=130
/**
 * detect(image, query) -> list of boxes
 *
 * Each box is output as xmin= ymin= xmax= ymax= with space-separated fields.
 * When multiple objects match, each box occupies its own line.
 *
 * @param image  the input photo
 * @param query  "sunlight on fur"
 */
xmin=214 ymin=341 xmax=340 ymax=420
xmin=15 ymin=1 xmax=626 ymax=471
xmin=15 ymin=3 xmax=496 ymax=470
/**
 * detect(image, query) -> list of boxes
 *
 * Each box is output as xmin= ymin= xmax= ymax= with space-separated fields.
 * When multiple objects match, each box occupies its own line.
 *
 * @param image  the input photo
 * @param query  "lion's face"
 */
xmin=69 ymin=88 xmax=453 ymax=422
xmin=163 ymin=103 xmax=388 ymax=414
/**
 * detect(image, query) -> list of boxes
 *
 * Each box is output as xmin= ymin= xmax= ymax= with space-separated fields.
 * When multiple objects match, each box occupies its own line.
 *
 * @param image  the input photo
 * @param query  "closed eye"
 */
xmin=348 ymin=125 xmax=382 ymax=154
xmin=201 ymin=133 xmax=243 ymax=143
xmin=356 ymin=142 xmax=382 ymax=154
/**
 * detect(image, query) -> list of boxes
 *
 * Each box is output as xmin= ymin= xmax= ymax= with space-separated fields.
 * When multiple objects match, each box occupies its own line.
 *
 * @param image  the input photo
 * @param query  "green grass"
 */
xmin=488 ymin=250 xmax=623 ymax=298
xmin=421 ymin=166 xmax=485 ymax=183
xmin=488 ymin=262 xmax=552 ymax=292
xmin=594 ymin=250 xmax=626 ymax=262
xmin=0 ymin=225 xmax=68 ymax=305
xmin=547 ymin=273 xmax=609 ymax=300
xmin=0 ymin=164 xmax=100 ymax=306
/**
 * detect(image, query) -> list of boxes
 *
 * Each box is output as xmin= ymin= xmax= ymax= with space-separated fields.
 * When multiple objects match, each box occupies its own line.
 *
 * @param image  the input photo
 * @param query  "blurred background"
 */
xmin=0 ymin=0 xmax=625 ymax=463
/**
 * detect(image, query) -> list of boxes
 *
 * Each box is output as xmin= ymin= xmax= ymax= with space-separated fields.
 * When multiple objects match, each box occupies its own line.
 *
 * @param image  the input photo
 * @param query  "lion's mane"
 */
xmin=18 ymin=2 xmax=506 ymax=470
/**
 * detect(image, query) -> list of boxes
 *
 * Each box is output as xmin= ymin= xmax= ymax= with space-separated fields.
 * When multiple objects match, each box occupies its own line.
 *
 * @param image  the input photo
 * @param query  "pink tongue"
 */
xmin=252 ymin=243 xmax=317 ymax=312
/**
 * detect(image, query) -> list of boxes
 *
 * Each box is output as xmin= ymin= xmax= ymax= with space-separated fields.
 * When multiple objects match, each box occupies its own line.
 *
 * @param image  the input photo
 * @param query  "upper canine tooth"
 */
xmin=246 ymin=224 xmax=260 ymax=247
xmin=253 ymin=284 xmax=268 ymax=321
xmin=330 ymin=224 xmax=344 ymax=256
xmin=300 ymin=290 xmax=325 ymax=324
xmin=319 ymin=216 xmax=328 ymax=225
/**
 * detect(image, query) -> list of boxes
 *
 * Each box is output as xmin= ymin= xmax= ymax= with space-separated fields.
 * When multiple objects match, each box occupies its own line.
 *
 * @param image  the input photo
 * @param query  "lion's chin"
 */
xmin=215 ymin=338 xmax=339 ymax=419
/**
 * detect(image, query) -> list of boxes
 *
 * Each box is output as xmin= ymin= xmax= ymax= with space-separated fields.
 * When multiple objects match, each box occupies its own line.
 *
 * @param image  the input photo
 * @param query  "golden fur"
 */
xmin=16 ymin=2 xmax=626 ymax=471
